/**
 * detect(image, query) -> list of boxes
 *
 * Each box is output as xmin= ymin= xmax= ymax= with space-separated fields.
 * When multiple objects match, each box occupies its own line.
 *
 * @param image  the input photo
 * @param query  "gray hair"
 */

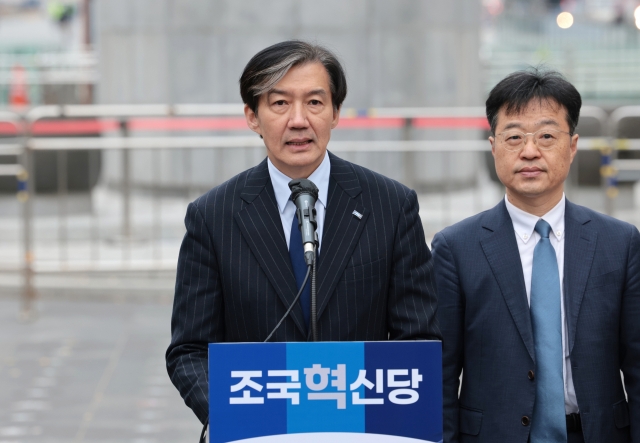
xmin=240 ymin=40 xmax=347 ymax=113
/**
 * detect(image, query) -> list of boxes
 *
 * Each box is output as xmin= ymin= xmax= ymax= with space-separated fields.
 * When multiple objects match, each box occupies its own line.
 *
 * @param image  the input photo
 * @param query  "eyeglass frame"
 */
xmin=493 ymin=128 xmax=574 ymax=152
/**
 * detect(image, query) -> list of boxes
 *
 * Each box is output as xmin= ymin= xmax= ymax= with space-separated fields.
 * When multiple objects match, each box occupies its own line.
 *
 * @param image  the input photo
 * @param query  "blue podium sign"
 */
xmin=209 ymin=341 xmax=442 ymax=443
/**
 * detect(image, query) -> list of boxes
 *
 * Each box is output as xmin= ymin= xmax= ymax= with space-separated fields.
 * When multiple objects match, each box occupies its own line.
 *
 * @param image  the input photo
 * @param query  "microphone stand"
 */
xmin=199 ymin=419 xmax=208 ymax=443
xmin=310 ymin=235 xmax=318 ymax=342
xmin=287 ymin=178 xmax=320 ymax=342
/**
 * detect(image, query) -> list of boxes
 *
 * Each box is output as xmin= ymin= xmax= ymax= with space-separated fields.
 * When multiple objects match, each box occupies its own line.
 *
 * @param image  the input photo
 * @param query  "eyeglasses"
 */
xmin=496 ymin=128 xmax=572 ymax=152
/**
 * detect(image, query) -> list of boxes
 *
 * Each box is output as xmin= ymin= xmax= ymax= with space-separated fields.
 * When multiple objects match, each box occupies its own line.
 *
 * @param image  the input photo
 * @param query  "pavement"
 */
xmin=0 ymin=291 xmax=202 ymax=443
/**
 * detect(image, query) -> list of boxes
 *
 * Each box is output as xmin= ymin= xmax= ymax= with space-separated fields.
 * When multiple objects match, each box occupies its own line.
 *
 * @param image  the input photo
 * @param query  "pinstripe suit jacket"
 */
xmin=166 ymin=152 xmax=441 ymax=423
xmin=432 ymin=199 xmax=640 ymax=443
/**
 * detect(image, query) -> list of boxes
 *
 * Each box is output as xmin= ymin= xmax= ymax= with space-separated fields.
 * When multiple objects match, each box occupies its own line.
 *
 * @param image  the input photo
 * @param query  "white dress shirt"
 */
xmin=267 ymin=151 xmax=330 ymax=252
xmin=504 ymin=194 xmax=578 ymax=414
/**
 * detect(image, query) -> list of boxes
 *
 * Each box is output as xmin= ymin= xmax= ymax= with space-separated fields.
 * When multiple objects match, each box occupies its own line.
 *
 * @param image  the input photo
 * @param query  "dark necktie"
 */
xmin=289 ymin=212 xmax=310 ymax=328
xmin=530 ymin=219 xmax=567 ymax=442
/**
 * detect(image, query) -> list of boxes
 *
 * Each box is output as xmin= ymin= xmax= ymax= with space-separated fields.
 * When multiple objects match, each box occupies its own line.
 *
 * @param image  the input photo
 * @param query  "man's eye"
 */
xmin=309 ymin=100 xmax=321 ymax=105
xmin=506 ymin=135 xmax=522 ymax=141
xmin=273 ymin=100 xmax=286 ymax=106
xmin=540 ymin=132 xmax=555 ymax=139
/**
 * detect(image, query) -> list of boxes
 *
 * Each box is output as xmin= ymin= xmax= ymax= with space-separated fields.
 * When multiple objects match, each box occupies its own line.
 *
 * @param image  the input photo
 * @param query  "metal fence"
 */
xmin=482 ymin=19 xmax=640 ymax=100
xmin=1 ymin=103 xmax=639 ymax=314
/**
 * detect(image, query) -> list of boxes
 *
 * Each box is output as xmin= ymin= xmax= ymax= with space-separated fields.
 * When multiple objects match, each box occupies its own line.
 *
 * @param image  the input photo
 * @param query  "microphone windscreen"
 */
xmin=288 ymin=179 xmax=319 ymax=201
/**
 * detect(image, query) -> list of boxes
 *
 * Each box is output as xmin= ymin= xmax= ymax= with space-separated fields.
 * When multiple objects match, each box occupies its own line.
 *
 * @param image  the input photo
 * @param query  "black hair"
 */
xmin=239 ymin=40 xmax=347 ymax=114
xmin=486 ymin=67 xmax=582 ymax=135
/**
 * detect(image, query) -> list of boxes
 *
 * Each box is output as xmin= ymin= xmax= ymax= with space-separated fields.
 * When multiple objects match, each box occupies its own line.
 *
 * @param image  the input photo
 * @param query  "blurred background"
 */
xmin=1 ymin=0 xmax=640 ymax=441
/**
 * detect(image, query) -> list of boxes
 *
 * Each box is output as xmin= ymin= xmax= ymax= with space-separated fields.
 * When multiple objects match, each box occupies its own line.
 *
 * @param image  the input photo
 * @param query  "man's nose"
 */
xmin=520 ymin=134 xmax=540 ymax=158
xmin=288 ymin=102 xmax=308 ymax=128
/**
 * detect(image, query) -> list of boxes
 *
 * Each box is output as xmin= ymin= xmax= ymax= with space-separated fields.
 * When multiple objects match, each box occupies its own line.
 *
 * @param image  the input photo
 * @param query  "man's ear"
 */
xmin=244 ymin=104 xmax=261 ymax=135
xmin=331 ymin=106 xmax=340 ymax=129
xmin=489 ymin=135 xmax=496 ymax=158
xmin=569 ymin=133 xmax=579 ymax=163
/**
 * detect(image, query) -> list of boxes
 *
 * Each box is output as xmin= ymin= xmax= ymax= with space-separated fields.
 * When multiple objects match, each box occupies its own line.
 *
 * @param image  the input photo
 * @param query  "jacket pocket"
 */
xmin=343 ymin=257 xmax=386 ymax=282
xmin=613 ymin=399 xmax=630 ymax=429
xmin=459 ymin=406 xmax=483 ymax=436
xmin=586 ymin=268 xmax=621 ymax=290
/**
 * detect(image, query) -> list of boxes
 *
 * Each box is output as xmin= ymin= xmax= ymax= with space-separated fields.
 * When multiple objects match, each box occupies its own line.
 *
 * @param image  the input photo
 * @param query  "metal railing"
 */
xmin=0 ymin=51 xmax=97 ymax=86
xmin=1 ymin=103 xmax=639 ymax=315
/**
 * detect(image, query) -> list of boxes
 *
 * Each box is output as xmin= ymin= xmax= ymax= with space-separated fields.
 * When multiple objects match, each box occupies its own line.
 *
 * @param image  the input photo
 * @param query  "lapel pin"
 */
xmin=352 ymin=210 xmax=363 ymax=219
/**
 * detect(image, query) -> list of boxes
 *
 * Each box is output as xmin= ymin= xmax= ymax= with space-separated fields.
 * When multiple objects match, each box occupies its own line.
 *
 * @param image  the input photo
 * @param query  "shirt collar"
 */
xmin=505 ymin=194 xmax=565 ymax=243
xmin=267 ymin=151 xmax=330 ymax=214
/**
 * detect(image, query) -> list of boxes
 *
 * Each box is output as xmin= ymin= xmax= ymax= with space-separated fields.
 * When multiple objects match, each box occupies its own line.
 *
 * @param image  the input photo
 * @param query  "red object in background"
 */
xmin=31 ymin=119 xmax=120 ymax=135
xmin=0 ymin=122 xmax=20 ymax=136
xmin=128 ymin=117 xmax=250 ymax=131
xmin=0 ymin=116 xmax=491 ymax=137
xmin=9 ymin=65 xmax=29 ymax=107
xmin=413 ymin=117 xmax=490 ymax=130
xmin=336 ymin=117 xmax=405 ymax=129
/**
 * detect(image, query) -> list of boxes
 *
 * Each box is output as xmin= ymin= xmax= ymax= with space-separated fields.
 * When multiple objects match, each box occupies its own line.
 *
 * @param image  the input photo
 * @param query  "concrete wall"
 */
xmin=94 ymin=0 xmax=483 ymax=190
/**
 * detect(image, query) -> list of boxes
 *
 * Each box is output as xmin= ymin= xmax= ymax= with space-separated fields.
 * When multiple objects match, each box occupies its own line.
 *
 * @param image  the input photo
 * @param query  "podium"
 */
xmin=209 ymin=341 xmax=442 ymax=442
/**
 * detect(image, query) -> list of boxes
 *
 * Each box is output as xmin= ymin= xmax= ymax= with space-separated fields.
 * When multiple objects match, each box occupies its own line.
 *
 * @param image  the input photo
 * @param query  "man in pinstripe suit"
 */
xmin=166 ymin=40 xmax=441 ymax=425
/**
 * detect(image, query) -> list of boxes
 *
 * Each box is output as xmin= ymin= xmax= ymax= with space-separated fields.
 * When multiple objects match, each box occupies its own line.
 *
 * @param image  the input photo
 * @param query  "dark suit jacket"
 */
xmin=432 ymin=199 xmax=640 ymax=443
xmin=166 ymin=152 xmax=441 ymax=423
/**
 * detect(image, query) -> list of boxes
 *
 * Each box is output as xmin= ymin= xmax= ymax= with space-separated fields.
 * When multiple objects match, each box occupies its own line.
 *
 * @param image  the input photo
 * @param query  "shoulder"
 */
xmin=437 ymin=203 xmax=503 ymax=243
xmin=330 ymin=153 xmax=414 ymax=203
xmin=567 ymin=201 xmax=638 ymax=238
xmin=191 ymin=162 xmax=263 ymax=212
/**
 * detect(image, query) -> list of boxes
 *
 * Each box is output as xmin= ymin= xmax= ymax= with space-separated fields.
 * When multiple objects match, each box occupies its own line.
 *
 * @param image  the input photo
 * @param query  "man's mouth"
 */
xmin=286 ymin=139 xmax=313 ymax=146
xmin=517 ymin=166 xmax=544 ymax=178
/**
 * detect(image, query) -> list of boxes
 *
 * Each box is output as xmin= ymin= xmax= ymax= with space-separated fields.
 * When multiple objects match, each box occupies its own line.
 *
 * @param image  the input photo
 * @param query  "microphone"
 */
xmin=263 ymin=179 xmax=318 ymax=342
xmin=288 ymin=179 xmax=319 ymax=266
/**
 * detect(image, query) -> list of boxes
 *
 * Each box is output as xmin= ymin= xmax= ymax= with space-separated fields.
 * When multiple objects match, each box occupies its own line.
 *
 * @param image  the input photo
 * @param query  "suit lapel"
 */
xmin=234 ymin=159 xmax=307 ymax=337
xmin=563 ymin=200 xmax=596 ymax=353
xmin=480 ymin=201 xmax=535 ymax=362
xmin=316 ymin=153 xmax=368 ymax=320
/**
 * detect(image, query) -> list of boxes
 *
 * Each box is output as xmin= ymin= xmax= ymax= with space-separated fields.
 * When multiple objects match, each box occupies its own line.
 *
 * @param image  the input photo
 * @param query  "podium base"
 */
xmin=227 ymin=433 xmax=441 ymax=443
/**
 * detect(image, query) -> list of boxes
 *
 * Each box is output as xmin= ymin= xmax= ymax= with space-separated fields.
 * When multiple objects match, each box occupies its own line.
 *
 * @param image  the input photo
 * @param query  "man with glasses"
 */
xmin=432 ymin=68 xmax=639 ymax=443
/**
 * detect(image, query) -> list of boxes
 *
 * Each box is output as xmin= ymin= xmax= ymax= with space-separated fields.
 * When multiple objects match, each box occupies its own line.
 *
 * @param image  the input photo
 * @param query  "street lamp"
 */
xmin=557 ymin=11 xmax=574 ymax=29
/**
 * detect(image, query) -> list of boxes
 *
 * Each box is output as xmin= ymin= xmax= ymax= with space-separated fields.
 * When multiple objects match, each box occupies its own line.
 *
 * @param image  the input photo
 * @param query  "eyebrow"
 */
xmin=268 ymin=88 xmax=328 ymax=98
xmin=307 ymin=88 xmax=328 ymax=97
xmin=267 ymin=88 xmax=289 ymax=98
xmin=502 ymin=119 xmax=561 ymax=131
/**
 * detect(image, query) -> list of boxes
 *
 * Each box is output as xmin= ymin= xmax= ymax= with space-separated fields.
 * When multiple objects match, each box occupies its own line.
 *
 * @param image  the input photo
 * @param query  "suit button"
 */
xmin=528 ymin=370 xmax=535 ymax=380
xmin=521 ymin=416 xmax=530 ymax=426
